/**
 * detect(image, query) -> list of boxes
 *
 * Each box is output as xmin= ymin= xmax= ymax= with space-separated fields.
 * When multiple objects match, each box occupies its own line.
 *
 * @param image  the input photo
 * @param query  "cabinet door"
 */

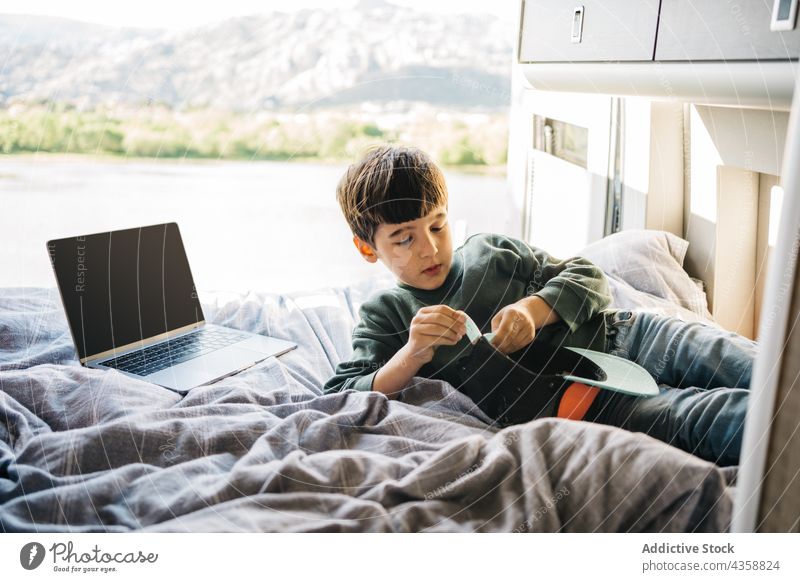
xmin=656 ymin=0 xmax=800 ymax=61
xmin=518 ymin=0 xmax=660 ymax=63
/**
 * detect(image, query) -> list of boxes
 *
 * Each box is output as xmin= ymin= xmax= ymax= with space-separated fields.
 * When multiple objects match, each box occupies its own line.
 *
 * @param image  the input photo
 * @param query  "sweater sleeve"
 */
xmin=498 ymin=235 xmax=612 ymax=333
xmin=322 ymin=299 xmax=406 ymax=395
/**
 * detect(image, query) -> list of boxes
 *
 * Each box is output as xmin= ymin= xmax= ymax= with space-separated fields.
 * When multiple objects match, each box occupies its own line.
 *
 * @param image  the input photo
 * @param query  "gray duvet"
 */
xmin=0 ymin=281 xmax=733 ymax=532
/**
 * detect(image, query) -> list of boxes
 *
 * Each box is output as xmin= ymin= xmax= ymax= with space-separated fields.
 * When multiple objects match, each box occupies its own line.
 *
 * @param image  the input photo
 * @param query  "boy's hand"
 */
xmin=490 ymin=302 xmax=537 ymax=354
xmin=405 ymin=305 xmax=467 ymax=365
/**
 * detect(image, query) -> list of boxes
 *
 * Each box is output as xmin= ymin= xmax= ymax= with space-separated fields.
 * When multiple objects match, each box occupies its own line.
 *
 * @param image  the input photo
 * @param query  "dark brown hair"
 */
xmin=336 ymin=144 xmax=448 ymax=246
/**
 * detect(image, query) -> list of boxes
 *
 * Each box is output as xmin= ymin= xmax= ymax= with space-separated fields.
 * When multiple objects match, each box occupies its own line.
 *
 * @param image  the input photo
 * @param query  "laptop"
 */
xmin=47 ymin=222 xmax=296 ymax=394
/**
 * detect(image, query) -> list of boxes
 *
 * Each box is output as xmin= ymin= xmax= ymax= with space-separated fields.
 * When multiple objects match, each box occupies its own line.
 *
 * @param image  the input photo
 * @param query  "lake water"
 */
xmin=1 ymin=155 xmax=512 ymax=292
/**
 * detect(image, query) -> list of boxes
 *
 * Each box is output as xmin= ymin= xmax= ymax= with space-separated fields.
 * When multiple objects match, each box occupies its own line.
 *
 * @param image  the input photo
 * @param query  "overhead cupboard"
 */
xmin=517 ymin=0 xmax=800 ymax=108
xmin=519 ymin=0 xmax=800 ymax=62
xmin=518 ymin=0 xmax=661 ymax=62
xmin=655 ymin=0 xmax=800 ymax=61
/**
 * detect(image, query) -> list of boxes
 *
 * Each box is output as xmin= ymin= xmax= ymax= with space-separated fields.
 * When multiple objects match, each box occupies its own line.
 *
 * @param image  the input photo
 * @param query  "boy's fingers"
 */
xmin=490 ymin=336 xmax=511 ymax=353
xmin=491 ymin=314 xmax=518 ymax=349
xmin=489 ymin=313 xmax=504 ymax=344
xmin=427 ymin=305 xmax=466 ymax=320
xmin=419 ymin=326 xmax=463 ymax=343
xmin=418 ymin=312 xmax=466 ymax=331
xmin=491 ymin=310 xmax=505 ymax=333
xmin=418 ymin=319 xmax=464 ymax=337
xmin=419 ymin=323 xmax=463 ymax=340
xmin=490 ymin=332 xmax=511 ymax=348
xmin=493 ymin=311 xmax=514 ymax=337
xmin=491 ymin=333 xmax=516 ymax=353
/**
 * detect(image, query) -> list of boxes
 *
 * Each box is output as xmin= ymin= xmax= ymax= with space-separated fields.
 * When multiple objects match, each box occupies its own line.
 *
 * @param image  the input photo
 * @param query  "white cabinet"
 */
xmin=519 ymin=0 xmax=660 ymax=63
xmin=656 ymin=0 xmax=800 ymax=61
xmin=516 ymin=0 xmax=799 ymax=108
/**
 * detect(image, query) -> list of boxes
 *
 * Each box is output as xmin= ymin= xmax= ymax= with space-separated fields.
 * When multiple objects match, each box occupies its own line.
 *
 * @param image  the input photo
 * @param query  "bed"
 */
xmin=0 ymin=230 xmax=737 ymax=532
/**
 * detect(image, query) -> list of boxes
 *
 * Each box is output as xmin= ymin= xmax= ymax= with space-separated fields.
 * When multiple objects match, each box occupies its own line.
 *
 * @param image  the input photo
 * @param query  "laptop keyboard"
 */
xmin=99 ymin=328 xmax=249 ymax=376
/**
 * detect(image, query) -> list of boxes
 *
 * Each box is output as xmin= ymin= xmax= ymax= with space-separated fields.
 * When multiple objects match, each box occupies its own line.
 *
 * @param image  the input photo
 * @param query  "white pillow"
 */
xmin=578 ymin=229 xmax=713 ymax=320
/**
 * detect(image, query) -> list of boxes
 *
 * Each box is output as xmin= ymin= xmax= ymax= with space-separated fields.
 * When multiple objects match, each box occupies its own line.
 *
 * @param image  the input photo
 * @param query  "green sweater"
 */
xmin=323 ymin=233 xmax=614 ymax=395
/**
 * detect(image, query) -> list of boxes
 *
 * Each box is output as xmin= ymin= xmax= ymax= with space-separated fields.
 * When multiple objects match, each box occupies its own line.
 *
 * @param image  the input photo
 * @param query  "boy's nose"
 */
xmin=419 ymin=232 xmax=438 ymax=258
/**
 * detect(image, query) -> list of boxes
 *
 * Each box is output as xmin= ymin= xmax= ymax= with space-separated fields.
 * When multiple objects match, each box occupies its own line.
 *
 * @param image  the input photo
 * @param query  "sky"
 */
xmin=0 ymin=0 xmax=516 ymax=29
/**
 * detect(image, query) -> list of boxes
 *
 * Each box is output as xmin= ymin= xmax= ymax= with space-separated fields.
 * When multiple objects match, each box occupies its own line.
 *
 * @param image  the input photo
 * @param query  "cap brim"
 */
xmin=563 ymin=347 xmax=659 ymax=397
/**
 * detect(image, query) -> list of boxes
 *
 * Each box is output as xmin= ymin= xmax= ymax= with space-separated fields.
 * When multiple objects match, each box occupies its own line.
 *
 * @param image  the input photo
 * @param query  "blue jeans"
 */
xmin=585 ymin=310 xmax=757 ymax=466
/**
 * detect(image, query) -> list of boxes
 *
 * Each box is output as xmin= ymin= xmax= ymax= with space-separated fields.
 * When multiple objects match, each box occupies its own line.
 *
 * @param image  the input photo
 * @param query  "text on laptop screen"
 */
xmin=48 ymin=223 xmax=204 ymax=360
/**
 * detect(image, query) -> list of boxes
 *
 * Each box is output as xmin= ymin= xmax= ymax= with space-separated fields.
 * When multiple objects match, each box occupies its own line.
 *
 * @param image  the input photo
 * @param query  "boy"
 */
xmin=323 ymin=145 xmax=756 ymax=467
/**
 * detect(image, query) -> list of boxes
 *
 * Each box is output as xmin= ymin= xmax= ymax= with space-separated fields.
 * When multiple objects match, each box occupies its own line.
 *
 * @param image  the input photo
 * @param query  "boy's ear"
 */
xmin=353 ymin=236 xmax=378 ymax=263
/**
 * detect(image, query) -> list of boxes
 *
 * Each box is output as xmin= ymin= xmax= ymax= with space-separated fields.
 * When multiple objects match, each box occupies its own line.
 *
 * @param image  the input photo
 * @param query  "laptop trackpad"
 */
xmin=145 ymin=345 xmax=269 ymax=393
xmin=236 ymin=334 xmax=296 ymax=356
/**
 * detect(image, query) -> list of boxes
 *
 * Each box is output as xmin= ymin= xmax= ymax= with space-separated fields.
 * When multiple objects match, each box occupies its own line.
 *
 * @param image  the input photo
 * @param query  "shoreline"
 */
xmin=0 ymin=152 xmax=507 ymax=176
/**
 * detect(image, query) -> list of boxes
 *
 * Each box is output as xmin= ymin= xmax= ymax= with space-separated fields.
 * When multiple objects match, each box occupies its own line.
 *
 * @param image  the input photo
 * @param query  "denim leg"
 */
xmin=608 ymin=311 xmax=756 ymax=390
xmin=588 ymin=385 xmax=748 ymax=466
xmin=586 ymin=310 xmax=757 ymax=466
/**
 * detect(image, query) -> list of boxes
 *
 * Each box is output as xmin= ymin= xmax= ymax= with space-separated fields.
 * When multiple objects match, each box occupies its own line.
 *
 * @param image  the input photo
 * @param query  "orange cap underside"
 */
xmin=557 ymin=382 xmax=601 ymax=420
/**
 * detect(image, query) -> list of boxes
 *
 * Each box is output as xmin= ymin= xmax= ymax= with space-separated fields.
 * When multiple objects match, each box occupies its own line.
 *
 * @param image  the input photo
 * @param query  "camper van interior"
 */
xmin=0 ymin=0 xmax=799 ymax=534
xmin=512 ymin=0 xmax=800 ymax=532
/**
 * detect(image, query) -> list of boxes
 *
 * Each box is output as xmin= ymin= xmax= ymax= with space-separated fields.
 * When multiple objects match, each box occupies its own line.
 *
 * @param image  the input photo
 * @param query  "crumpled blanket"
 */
xmin=0 ymin=284 xmax=733 ymax=532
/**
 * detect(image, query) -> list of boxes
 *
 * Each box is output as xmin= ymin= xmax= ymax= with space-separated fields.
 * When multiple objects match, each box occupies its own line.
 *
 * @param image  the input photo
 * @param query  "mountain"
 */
xmin=0 ymin=2 xmax=513 ymax=111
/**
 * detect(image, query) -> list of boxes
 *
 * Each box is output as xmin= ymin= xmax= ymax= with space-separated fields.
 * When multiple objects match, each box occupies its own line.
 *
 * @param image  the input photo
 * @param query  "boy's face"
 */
xmin=355 ymin=206 xmax=453 ymax=290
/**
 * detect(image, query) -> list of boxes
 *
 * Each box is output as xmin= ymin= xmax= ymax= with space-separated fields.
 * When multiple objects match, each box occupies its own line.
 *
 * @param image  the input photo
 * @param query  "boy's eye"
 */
xmin=393 ymin=223 xmax=446 ymax=245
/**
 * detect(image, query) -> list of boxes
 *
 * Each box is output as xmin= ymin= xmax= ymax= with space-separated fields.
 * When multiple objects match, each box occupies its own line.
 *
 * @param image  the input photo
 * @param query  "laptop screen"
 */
xmin=47 ymin=223 xmax=204 ymax=361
